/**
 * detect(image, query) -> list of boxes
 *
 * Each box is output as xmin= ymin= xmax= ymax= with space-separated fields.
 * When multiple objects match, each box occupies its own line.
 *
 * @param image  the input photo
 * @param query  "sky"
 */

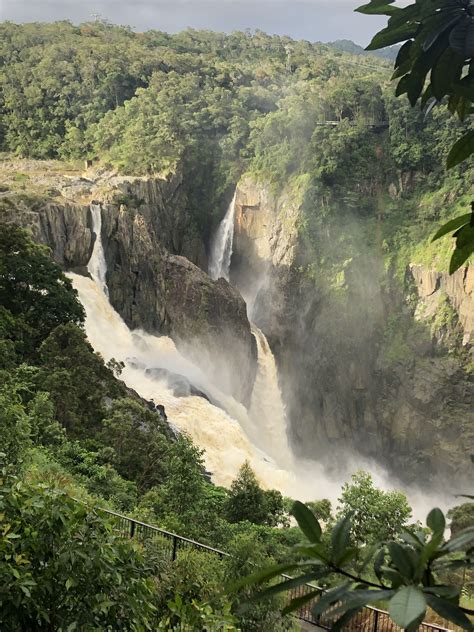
xmin=0 ymin=0 xmax=389 ymax=46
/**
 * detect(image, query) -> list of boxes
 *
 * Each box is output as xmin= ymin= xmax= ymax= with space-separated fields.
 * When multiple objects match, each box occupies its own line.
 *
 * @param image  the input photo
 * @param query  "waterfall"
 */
xmin=69 ymin=188 xmax=393 ymax=507
xmin=68 ymin=210 xmax=297 ymax=492
xmin=88 ymin=203 xmax=108 ymax=295
xmin=249 ymin=325 xmax=290 ymax=466
xmin=208 ymin=192 xmax=237 ymax=281
xmin=208 ymin=189 xmax=291 ymax=465
xmin=68 ymin=202 xmax=435 ymax=514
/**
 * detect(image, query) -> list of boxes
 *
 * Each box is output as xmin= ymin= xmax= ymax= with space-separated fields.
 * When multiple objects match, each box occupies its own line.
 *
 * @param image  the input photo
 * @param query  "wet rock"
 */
xmin=145 ymin=367 xmax=211 ymax=401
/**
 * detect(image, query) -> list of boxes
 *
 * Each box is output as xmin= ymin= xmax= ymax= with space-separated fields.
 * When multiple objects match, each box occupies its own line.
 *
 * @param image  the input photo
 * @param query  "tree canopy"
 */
xmin=356 ymin=0 xmax=474 ymax=272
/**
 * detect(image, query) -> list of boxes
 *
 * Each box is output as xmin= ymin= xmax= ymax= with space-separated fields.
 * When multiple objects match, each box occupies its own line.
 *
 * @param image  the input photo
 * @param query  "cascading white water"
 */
xmin=208 ymin=190 xmax=291 ymax=467
xmin=208 ymin=192 xmax=237 ymax=281
xmin=69 ymin=193 xmax=444 ymax=517
xmin=249 ymin=325 xmax=290 ymax=466
xmin=88 ymin=203 xmax=108 ymax=295
xmin=69 ymin=274 xmax=295 ymax=490
xmin=69 ymin=205 xmax=296 ymax=491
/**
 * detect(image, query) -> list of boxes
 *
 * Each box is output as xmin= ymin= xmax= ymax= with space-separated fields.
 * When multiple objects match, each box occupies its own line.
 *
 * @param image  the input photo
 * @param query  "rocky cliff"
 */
xmin=0 ymin=161 xmax=256 ymax=405
xmin=232 ymin=174 xmax=474 ymax=487
xmin=410 ymin=264 xmax=474 ymax=346
xmin=2 ymin=159 xmax=472 ymax=487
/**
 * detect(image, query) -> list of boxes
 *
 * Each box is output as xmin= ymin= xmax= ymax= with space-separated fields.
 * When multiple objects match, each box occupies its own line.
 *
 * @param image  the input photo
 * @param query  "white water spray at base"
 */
xmin=249 ymin=325 xmax=290 ymax=466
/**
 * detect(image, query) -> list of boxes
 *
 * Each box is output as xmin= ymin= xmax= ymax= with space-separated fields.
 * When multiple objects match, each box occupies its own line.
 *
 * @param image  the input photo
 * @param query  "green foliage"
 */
xmin=225 ymin=461 xmax=287 ymax=527
xmin=356 ymin=0 xmax=474 ymax=272
xmin=432 ymin=203 xmax=474 ymax=274
xmin=37 ymin=322 xmax=123 ymax=433
xmin=307 ymin=499 xmax=333 ymax=525
xmin=56 ymin=441 xmax=139 ymax=511
xmin=0 ymin=389 xmax=31 ymax=466
xmin=242 ymin=500 xmax=474 ymax=631
xmin=226 ymin=462 xmax=268 ymax=525
xmin=337 ymin=471 xmax=412 ymax=545
xmin=0 ymin=467 xmax=156 ymax=631
xmin=101 ymin=397 xmax=170 ymax=491
xmin=448 ymin=504 xmax=474 ymax=538
xmin=152 ymin=548 xmax=230 ymax=624
xmin=157 ymin=435 xmax=207 ymax=521
xmin=157 ymin=596 xmax=239 ymax=631
xmin=226 ymin=532 xmax=297 ymax=632
xmin=0 ymin=223 xmax=84 ymax=357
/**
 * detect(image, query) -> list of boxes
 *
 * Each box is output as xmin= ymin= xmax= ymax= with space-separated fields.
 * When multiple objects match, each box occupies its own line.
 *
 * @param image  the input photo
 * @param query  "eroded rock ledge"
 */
xmin=410 ymin=263 xmax=474 ymax=346
xmin=1 ymin=163 xmax=257 ymax=405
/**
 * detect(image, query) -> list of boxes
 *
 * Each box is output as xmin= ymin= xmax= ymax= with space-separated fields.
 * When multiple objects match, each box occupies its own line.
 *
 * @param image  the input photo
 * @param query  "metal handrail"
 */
xmin=98 ymin=507 xmax=229 ymax=557
xmin=96 ymin=506 xmax=452 ymax=631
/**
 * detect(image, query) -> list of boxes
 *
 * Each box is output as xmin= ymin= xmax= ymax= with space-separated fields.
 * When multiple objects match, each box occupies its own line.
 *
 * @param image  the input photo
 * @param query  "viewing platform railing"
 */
xmin=98 ymin=507 xmax=453 ymax=632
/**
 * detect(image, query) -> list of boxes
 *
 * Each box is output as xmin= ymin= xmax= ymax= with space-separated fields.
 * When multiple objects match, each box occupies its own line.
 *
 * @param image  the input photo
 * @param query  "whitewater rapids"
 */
xmin=68 ymin=202 xmax=454 ymax=519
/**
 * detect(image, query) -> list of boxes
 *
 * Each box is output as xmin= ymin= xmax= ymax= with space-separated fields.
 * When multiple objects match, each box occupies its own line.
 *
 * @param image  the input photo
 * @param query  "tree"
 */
xmin=337 ymin=471 xmax=412 ymax=545
xmin=0 ymin=467 xmax=156 ymax=631
xmin=101 ymin=397 xmax=170 ymax=491
xmin=356 ymin=0 xmax=474 ymax=273
xmin=263 ymin=489 xmax=288 ymax=528
xmin=448 ymin=503 xmax=474 ymax=538
xmin=242 ymin=501 xmax=474 ymax=631
xmin=0 ymin=223 xmax=84 ymax=356
xmin=38 ymin=322 xmax=121 ymax=433
xmin=225 ymin=462 xmax=268 ymax=526
xmin=0 ymin=388 xmax=31 ymax=466
xmin=307 ymin=498 xmax=333 ymax=525
xmin=225 ymin=462 xmax=288 ymax=527
xmin=158 ymin=435 xmax=207 ymax=521
xmin=27 ymin=391 xmax=66 ymax=448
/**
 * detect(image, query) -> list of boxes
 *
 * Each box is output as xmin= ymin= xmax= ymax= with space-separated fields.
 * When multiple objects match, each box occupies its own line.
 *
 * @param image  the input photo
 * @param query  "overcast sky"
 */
xmin=1 ymin=0 xmax=390 ymax=46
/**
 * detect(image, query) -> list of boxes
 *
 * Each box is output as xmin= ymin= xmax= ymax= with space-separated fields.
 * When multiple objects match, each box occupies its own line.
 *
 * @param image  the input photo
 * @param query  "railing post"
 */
xmin=373 ymin=609 xmax=380 ymax=632
xmin=172 ymin=535 xmax=178 ymax=561
xmin=130 ymin=520 xmax=136 ymax=539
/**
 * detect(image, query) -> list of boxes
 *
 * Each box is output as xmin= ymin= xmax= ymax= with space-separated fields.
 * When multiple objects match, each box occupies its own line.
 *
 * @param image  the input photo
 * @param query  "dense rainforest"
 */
xmin=0 ymin=19 xmax=473 ymax=631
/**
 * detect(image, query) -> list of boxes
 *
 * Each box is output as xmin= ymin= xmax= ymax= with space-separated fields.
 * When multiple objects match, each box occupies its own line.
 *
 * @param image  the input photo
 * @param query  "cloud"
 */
xmin=2 ymin=0 xmax=388 ymax=45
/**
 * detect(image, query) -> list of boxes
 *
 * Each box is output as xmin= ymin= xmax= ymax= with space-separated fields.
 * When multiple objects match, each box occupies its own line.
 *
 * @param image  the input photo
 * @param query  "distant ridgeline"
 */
xmin=327 ymin=39 xmax=400 ymax=61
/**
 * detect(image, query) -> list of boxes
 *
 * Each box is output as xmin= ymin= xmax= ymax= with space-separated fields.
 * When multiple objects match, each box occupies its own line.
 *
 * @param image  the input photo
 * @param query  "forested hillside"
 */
xmin=1 ymin=20 xmax=471 ymax=260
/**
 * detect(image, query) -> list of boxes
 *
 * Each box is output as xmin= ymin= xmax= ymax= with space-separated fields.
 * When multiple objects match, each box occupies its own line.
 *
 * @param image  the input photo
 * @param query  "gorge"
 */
xmin=1 ymin=22 xmax=473 ymax=514
xmin=3 ymin=158 xmax=471 ymax=516
xmin=2 ymin=18 xmax=474 ymax=632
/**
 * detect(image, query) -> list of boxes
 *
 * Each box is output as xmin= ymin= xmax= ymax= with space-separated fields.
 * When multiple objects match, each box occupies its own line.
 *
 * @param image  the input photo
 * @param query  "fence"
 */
xmin=98 ymin=507 xmax=452 ymax=632
xmin=280 ymin=581 xmax=452 ymax=631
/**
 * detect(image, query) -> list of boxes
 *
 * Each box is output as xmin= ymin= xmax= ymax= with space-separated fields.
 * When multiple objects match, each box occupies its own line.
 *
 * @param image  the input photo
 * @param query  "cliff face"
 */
xmin=3 ymin=160 xmax=472 ymax=485
xmin=232 ymin=174 xmax=474 ymax=487
xmin=1 ymin=162 xmax=256 ymax=405
xmin=1 ymin=196 xmax=93 ymax=270
xmin=100 ymin=192 xmax=256 ymax=404
xmin=410 ymin=264 xmax=474 ymax=346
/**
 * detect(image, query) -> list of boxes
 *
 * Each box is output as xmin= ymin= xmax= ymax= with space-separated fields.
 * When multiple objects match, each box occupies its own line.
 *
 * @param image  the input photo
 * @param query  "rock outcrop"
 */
xmin=1 ymin=162 xmax=256 ymax=405
xmin=410 ymin=264 xmax=474 ymax=346
xmin=1 ymin=195 xmax=93 ymax=270
xmin=102 ymin=199 xmax=256 ymax=403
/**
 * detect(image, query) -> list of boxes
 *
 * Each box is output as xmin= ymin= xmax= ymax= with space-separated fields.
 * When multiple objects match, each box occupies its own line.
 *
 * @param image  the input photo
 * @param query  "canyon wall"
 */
xmin=1 ymin=164 xmax=256 ymax=405
xmin=232 ymin=175 xmax=474 ymax=487
xmin=2 ymin=161 xmax=472 ymax=487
